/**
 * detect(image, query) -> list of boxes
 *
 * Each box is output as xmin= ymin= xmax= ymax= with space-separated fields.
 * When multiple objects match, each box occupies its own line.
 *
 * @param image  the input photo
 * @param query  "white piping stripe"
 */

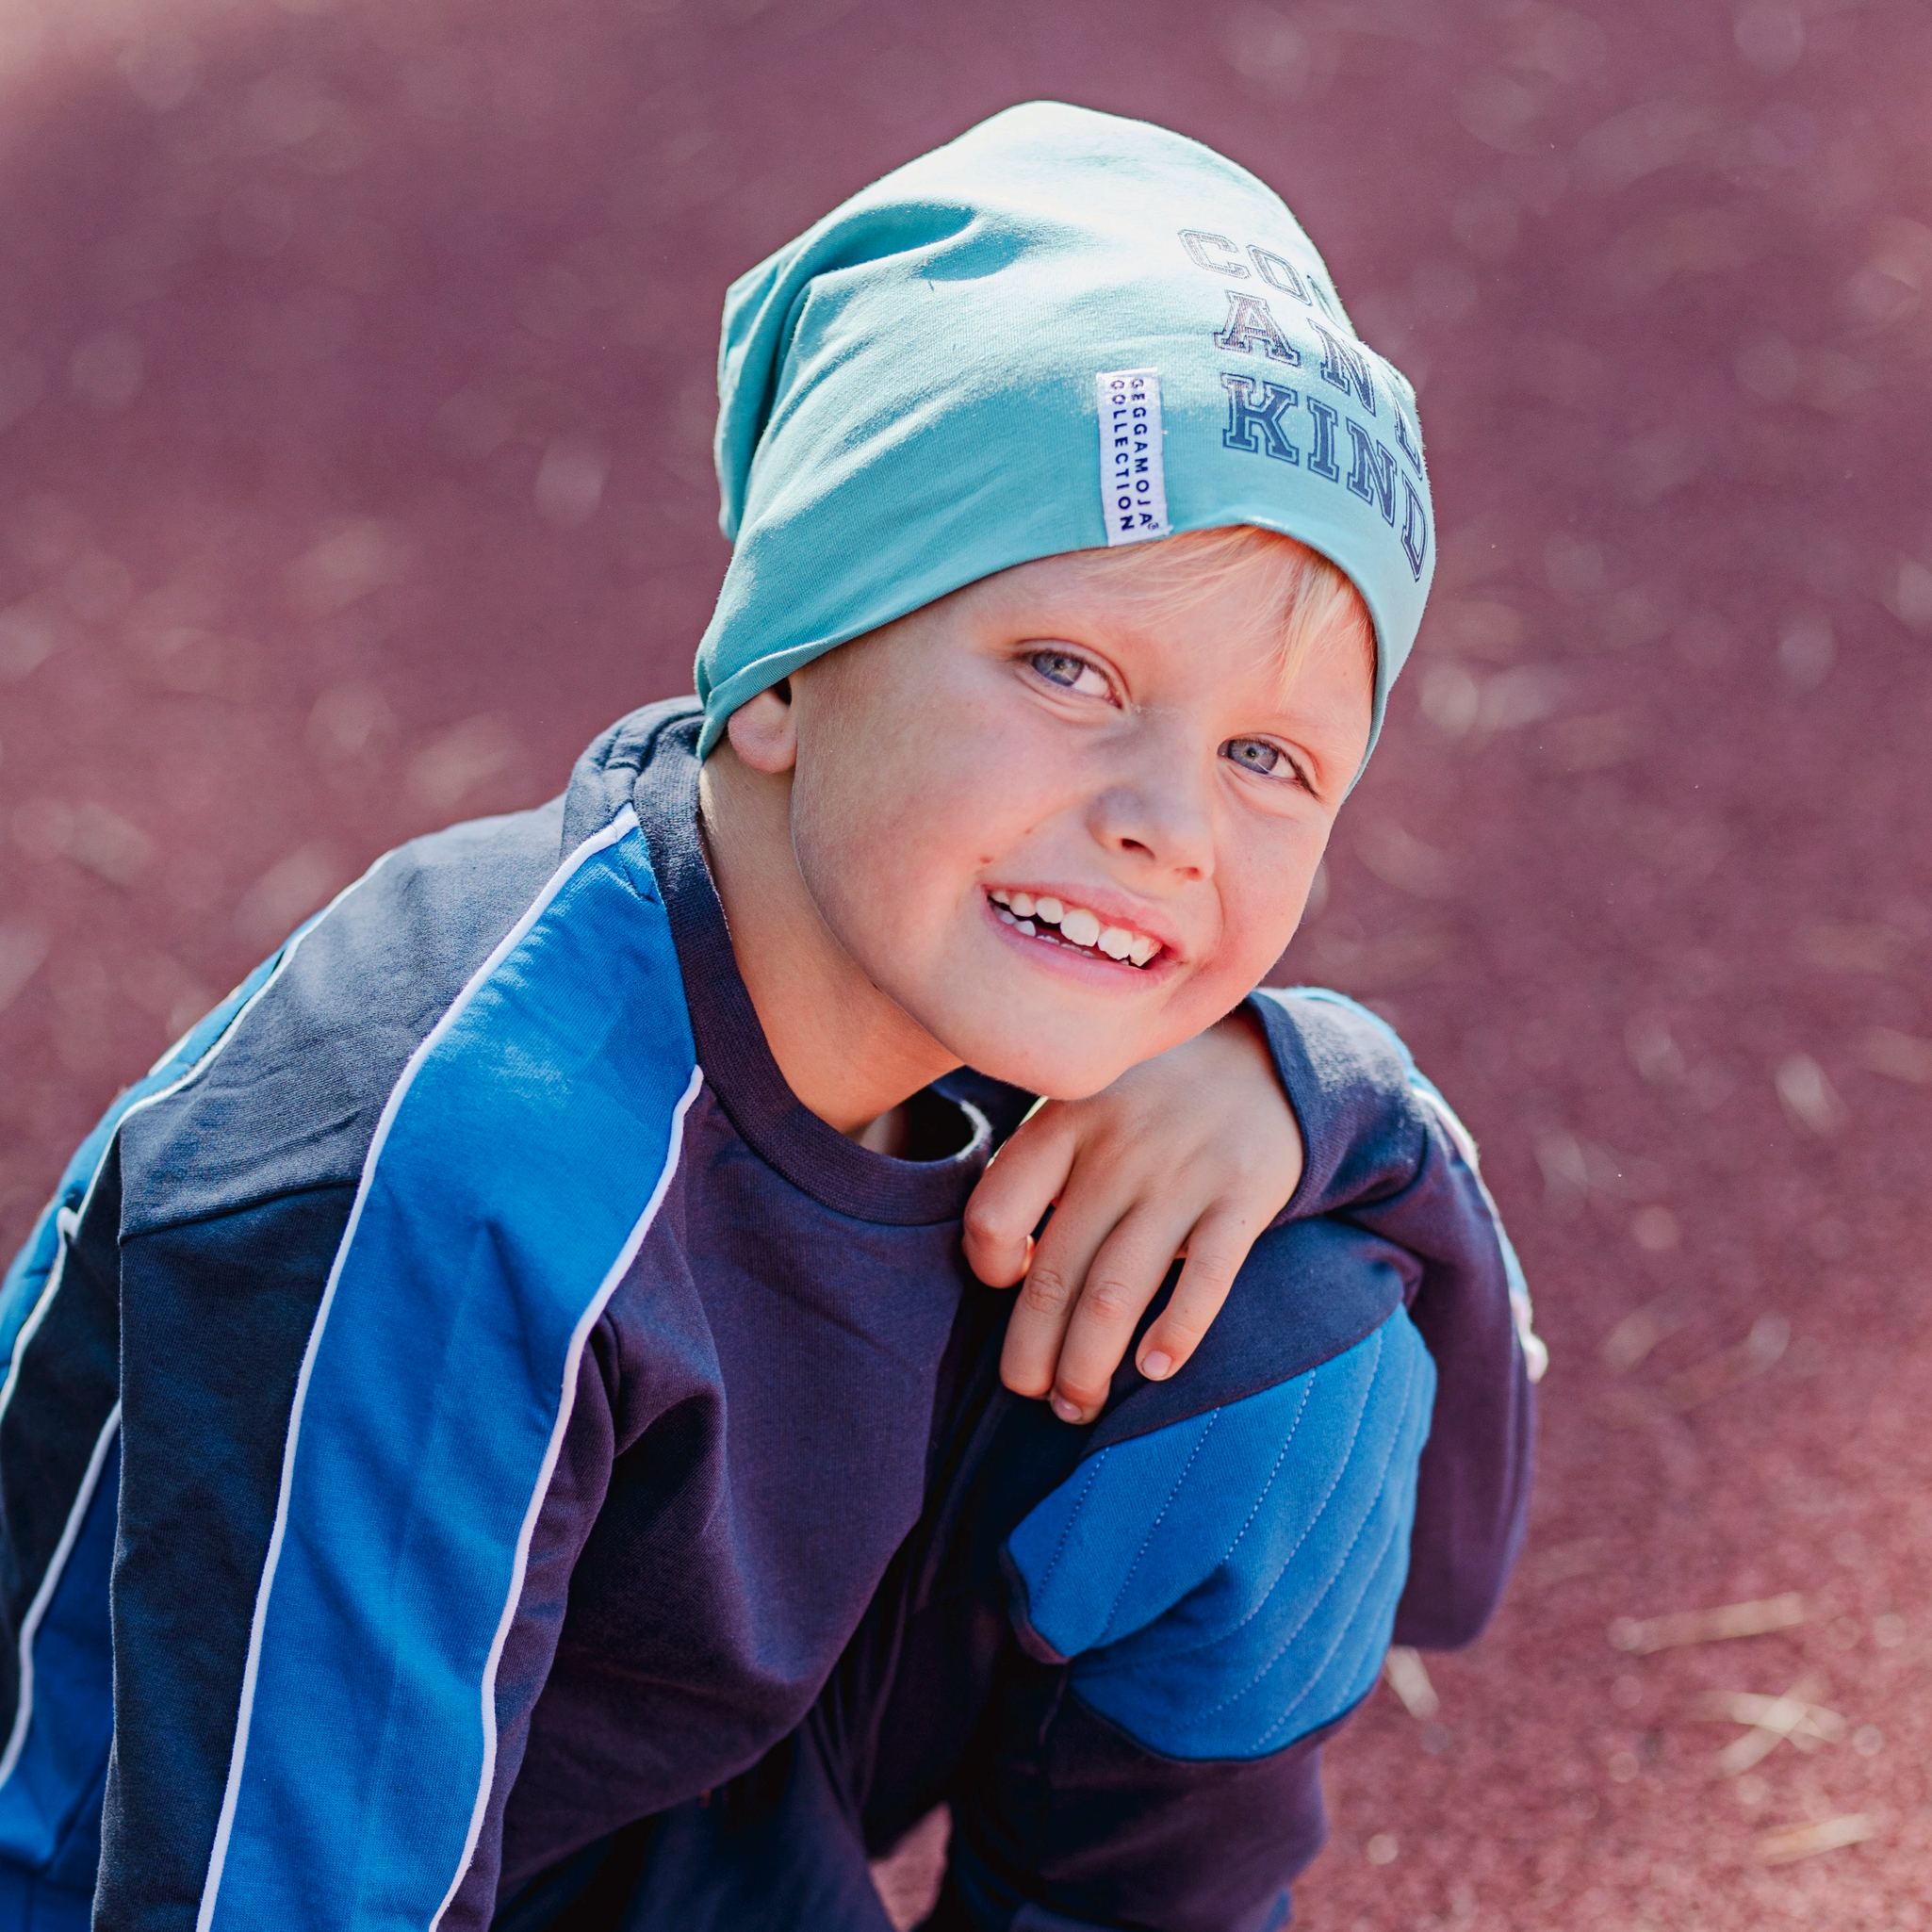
xmin=196 ymin=807 xmax=643 ymax=1932
xmin=431 ymin=1061 xmax=702 ymax=1930
xmin=0 ymin=848 xmax=396 ymax=1801
xmin=0 ymin=1402 xmax=123 ymax=1788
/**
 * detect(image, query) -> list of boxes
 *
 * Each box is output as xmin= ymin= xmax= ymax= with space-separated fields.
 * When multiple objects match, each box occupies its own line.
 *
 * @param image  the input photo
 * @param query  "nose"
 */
xmin=1084 ymin=721 xmax=1215 ymax=881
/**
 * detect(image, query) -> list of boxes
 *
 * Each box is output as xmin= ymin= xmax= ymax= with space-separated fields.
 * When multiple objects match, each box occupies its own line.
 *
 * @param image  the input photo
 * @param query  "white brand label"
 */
xmin=1095 ymin=368 xmax=1171 ymax=547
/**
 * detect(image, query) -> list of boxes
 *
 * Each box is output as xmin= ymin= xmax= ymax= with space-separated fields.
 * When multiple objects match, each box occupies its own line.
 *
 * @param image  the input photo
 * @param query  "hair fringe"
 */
xmin=1094 ymin=526 xmax=1373 ymax=688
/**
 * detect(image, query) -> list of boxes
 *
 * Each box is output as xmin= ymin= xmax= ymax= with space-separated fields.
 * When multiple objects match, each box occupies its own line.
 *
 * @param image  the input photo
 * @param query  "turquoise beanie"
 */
xmin=694 ymin=102 xmax=1433 ymax=763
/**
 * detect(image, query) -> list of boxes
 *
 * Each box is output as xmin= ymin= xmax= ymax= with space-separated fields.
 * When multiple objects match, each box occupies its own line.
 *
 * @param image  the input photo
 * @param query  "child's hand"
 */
xmin=962 ymin=1007 xmax=1303 ymax=1425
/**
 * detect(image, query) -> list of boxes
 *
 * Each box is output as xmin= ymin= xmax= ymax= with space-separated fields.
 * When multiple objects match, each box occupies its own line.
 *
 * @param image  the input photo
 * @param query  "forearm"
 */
xmin=1247 ymin=984 xmax=1540 ymax=1645
xmin=1346 ymin=1135 xmax=1537 ymax=1646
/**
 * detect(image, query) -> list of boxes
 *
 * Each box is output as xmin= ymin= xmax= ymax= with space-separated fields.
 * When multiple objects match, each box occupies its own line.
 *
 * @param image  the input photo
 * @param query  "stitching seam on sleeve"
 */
xmin=1252 ymin=1362 xmax=1431 ymax=1748
xmin=1033 ymin=1450 xmax=1108 ymax=1600
xmin=1211 ymin=1378 xmax=1312 ymax=1574
xmin=1104 ymin=1326 xmax=1387 ymax=1673
xmin=1254 ymin=1495 xmax=1413 ymax=1753
xmin=1178 ymin=1340 xmax=1422 ymax=1735
xmin=1097 ymin=1409 xmax=1221 ymax=1645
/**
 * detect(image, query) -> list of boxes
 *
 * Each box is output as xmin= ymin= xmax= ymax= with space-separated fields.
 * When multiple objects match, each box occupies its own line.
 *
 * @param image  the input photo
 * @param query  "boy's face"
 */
xmin=755 ymin=543 xmax=1374 ymax=1100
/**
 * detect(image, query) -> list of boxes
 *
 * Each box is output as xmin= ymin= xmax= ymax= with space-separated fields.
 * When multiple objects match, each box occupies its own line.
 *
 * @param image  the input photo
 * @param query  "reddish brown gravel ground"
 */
xmin=3 ymin=2 xmax=1930 ymax=1925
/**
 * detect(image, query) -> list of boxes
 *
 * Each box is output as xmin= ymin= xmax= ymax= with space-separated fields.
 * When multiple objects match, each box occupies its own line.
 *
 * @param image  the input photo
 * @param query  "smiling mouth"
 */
xmin=988 ymin=889 xmax=1165 ymax=969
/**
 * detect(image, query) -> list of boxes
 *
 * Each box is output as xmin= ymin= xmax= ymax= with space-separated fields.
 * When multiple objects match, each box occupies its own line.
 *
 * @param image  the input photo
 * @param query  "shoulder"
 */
xmin=1006 ymin=1305 xmax=1436 ymax=1760
xmin=1247 ymin=986 xmax=1454 ymax=1196
xmin=118 ymin=795 xmax=592 ymax=1234
xmin=1251 ymin=985 xmax=1422 ymax=1091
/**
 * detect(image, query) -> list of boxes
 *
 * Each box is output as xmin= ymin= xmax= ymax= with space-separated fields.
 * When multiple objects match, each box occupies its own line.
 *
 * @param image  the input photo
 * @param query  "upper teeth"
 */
xmin=990 ymin=890 xmax=1160 ymax=967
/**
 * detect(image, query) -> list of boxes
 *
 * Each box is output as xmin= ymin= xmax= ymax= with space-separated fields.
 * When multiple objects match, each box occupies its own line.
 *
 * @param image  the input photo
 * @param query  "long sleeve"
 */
xmin=1251 ymin=986 xmax=1540 ymax=1645
xmin=101 ymin=1187 xmax=653 ymax=1932
xmin=928 ymin=988 xmax=1538 ymax=1932
xmin=0 ymin=780 xmax=701 ymax=1932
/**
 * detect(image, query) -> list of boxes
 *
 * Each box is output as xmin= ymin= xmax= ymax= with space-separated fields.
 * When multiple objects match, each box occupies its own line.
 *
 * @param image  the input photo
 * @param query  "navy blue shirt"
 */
xmin=0 ymin=702 xmax=1535 ymax=1932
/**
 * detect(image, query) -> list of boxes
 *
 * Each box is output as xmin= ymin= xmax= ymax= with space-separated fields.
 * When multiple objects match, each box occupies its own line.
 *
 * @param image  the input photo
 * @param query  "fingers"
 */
xmin=961 ymin=1105 xmax=1073 ymax=1289
xmin=1042 ymin=1204 xmax=1201 ymax=1423
xmin=998 ymin=1197 xmax=1270 ymax=1427
xmin=996 ymin=1174 xmax=1156 ymax=1408
xmin=1133 ymin=1204 xmax=1264 ymax=1386
xmin=975 ymin=1008 xmax=1302 ymax=1425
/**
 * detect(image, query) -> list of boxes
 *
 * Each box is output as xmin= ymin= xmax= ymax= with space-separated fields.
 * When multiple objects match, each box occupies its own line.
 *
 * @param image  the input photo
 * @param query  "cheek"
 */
xmin=789 ymin=680 xmax=1044 ymax=943
xmin=1214 ymin=824 xmax=1333 ymax=980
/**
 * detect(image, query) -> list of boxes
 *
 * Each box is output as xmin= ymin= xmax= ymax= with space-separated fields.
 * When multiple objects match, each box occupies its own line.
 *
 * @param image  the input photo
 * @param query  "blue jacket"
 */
xmin=0 ymin=703 xmax=1535 ymax=1930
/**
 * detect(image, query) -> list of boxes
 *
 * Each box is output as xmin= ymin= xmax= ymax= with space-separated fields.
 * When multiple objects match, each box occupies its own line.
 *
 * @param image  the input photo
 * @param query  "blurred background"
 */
xmin=1 ymin=0 xmax=1929 ymax=1923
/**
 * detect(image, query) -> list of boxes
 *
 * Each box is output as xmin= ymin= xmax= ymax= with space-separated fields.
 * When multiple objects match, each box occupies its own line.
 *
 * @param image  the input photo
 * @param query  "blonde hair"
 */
xmin=1089 ymin=525 xmax=1375 ymax=689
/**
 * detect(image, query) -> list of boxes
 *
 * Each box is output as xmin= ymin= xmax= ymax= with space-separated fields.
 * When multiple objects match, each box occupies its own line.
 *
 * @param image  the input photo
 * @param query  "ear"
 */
xmin=724 ymin=679 xmax=797 ymax=774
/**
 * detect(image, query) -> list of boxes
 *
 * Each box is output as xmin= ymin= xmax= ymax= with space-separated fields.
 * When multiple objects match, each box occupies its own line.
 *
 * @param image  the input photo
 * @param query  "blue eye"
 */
xmin=1223 ymin=737 xmax=1283 ymax=776
xmin=1031 ymin=649 xmax=1086 ymax=687
xmin=1027 ymin=649 xmax=1116 ymax=701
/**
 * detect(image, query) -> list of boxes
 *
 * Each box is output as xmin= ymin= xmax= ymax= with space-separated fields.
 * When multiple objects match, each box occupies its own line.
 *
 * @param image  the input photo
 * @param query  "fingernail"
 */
xmin=1140 ymin=1351 xmax=1172 ymax=1381
xmin=1050 ymin=1393 xmax=1085 ymax=1424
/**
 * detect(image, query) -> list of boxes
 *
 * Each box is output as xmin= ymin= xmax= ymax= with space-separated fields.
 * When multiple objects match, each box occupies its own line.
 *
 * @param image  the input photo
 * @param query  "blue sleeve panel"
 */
xmin=0 ymin=732 xmax=701 ymax=1932
xmin=1007 ymin=1309 xmax=1433 ymax=1761
xmin=185 ymin=806 xmax=697 ymax=1931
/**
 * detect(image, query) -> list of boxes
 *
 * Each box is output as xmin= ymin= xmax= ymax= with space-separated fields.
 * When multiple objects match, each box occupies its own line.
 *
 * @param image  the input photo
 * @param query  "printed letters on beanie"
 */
xmin=695 ymin=102 xmax=1433 ymax=769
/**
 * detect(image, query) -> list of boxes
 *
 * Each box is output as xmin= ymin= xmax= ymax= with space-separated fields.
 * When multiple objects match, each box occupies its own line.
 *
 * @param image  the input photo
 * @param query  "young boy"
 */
xmin=0 ymin=105 xmax=1538 ymax=1931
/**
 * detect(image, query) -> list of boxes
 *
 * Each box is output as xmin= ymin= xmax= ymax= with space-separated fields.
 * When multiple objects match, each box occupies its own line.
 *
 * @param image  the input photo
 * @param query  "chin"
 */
xmin=943 ymin=1029 xmax=1138 ymax=1102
